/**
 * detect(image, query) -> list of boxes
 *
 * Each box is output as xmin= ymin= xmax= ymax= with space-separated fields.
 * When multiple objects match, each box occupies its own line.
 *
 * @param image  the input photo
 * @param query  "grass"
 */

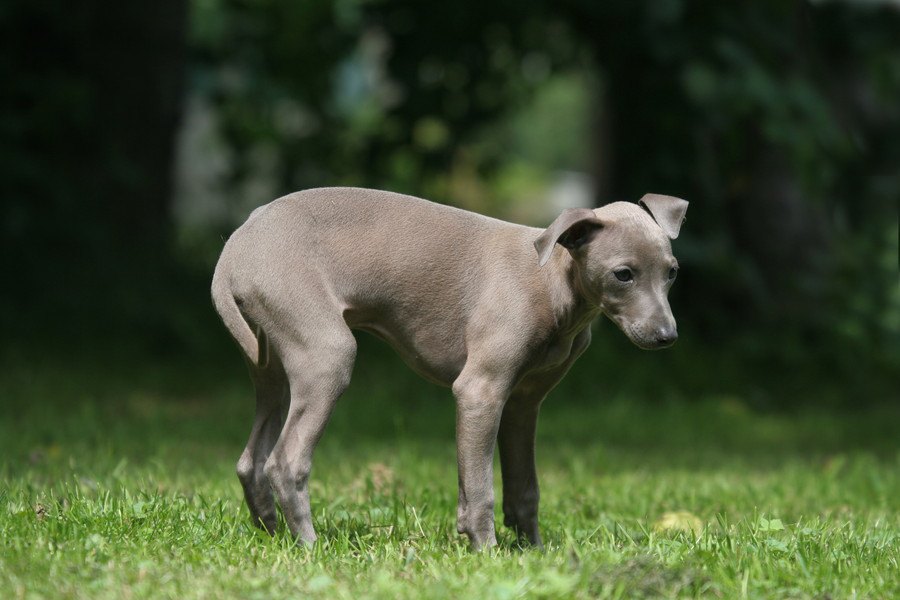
xmin=1 ymin=340 xmax=898 ymax=599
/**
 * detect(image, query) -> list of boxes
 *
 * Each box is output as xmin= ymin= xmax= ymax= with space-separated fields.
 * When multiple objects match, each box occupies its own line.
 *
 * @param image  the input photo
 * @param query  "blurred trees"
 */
xmin=186 ymin=0 xmax=900 ymax=380
xmin=2 ymin=0 xmax=897 ymax=389
xmin=1 ymin=0 xmax=186 ymax=338
xmin=555 ymin=1 xmax=899 ymax=376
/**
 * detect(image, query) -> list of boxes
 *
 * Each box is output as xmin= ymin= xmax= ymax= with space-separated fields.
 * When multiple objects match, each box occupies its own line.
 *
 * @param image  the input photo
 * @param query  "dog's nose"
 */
xmin=654 ymin=326 xmax=678 ymax=347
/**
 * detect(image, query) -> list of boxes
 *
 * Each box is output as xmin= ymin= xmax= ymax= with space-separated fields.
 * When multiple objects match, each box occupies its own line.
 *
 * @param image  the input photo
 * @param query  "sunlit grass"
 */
xmin=1 ymin=349 xmax=898 ymax=599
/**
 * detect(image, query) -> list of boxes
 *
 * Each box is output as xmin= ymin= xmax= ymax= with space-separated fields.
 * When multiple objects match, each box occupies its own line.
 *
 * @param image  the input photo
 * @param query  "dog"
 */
xmin=211 ymin=187 xmax=687 ymax=549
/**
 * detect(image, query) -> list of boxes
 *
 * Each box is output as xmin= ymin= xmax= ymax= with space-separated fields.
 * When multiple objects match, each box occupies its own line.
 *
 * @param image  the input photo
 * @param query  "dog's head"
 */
xmin=534 ymin=194 xmax=688 ymax=350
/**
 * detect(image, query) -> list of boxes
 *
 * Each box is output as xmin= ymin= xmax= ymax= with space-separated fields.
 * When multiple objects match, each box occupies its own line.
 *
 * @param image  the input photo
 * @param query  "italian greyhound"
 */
xmin=211 ymin=187 xmax=688 ymax=549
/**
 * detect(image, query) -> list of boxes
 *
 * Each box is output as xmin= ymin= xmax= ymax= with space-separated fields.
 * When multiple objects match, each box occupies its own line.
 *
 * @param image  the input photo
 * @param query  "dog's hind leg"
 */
xmin=236 ymin=330 xmax=286 ymax=533
xmin=263 ymin=319 xmax=357 ymax=544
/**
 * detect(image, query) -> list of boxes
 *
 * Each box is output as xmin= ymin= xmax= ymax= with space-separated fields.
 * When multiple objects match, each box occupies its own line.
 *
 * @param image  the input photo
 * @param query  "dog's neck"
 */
xmin=542 ymin=248 xmax=601 ymax=336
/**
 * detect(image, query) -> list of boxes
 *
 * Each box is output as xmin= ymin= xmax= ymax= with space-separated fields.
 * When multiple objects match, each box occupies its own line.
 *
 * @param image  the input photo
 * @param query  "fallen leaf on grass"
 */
xmin=368 ymin=462 xmax=396 ymax=492
xmin=653 ymin=511 xmax=704 ymax=537
xmin=758 ymin=517 xmax=785 ymax=532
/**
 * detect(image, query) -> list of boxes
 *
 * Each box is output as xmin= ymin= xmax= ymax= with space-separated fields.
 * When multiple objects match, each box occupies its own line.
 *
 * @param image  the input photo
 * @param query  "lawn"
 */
xmin=1 ymin=344 xmax=898 ymax=599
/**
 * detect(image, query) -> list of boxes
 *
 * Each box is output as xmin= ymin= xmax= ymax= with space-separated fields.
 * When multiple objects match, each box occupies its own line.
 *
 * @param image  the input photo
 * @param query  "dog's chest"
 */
xmin=522 ymin=322 xmax=592 ymax=381
xmin=539 ymin=335 xmax=577 ymax=370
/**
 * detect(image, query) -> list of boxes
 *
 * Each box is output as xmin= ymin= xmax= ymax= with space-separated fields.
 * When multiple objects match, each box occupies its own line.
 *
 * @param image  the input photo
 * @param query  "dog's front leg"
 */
xmin=452 ymin=370 xmax=510 ymax=549
xmin=498 ymin=395 xmax=543 ymax=548
xmin=499 ymin=327 xmax=592 ymax=549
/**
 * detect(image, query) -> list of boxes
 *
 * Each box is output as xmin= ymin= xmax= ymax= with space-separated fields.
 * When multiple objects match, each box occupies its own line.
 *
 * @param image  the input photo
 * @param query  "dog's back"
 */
xmin=212 ymin=187 xmax=530 ymax=380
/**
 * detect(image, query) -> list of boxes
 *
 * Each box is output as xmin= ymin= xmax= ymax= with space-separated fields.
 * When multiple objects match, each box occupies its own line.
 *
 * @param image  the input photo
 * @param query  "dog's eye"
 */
xmin=614 ymin=268 xmax=633 ymax=282
xmin=668 ymin=267 xmax=678 ymax=281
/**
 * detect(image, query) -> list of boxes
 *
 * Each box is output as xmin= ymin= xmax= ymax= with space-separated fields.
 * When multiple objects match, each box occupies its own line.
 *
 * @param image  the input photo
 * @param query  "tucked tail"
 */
xmin=211 ymin=265 xmax=260 ymax=366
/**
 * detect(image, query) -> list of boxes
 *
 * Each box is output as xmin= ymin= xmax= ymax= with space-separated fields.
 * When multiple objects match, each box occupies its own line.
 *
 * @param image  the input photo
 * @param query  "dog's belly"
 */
xmin=346 ymin=312 xmax=466 ymax=388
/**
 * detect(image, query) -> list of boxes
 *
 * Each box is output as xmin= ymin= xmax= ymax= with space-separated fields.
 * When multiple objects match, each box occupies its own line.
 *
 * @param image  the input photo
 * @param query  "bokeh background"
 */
xmin=2 ymin=0 xmax=898 ymax=405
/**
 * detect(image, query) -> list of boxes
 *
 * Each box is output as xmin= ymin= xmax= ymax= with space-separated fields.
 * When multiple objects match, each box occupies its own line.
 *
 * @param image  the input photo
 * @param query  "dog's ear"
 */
xmin=534 ymin=208 xmax=603 ymax=267
xmin=639 ymin=194 xmax=688 ymax=239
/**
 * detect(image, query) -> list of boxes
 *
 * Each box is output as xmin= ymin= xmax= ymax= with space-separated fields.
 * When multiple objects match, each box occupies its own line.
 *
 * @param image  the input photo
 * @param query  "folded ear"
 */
xmin=534 ymin=208 xmax=603 ymax=267
xmin=639 ymin=194 xmax=689 ymax=239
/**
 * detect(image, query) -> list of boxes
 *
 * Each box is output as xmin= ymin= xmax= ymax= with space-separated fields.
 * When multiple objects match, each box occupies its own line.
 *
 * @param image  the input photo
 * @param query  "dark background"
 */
xmin=2 ymin=0 xmax=897 ymax=406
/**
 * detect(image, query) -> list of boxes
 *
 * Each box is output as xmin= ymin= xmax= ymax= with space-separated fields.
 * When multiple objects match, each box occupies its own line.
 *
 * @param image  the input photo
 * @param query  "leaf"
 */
xmin=759 ymin=517 xmax=785 ymax=532
xmin=653 ymin=511 xmax=704 ymax=537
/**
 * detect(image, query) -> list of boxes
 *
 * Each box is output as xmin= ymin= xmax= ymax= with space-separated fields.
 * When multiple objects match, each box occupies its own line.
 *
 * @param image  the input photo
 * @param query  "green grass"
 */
xmin=1 ymin=345 xmax=898 ymax=599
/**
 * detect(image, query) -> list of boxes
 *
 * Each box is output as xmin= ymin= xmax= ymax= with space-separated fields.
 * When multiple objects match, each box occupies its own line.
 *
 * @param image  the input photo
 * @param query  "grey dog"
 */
xmin=212 ymin=187 xmax=688 ymax=549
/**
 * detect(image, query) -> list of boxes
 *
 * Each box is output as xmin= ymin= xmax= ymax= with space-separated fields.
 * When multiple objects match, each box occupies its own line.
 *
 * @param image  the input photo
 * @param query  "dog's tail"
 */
xmin=211 ymin=265 xmax=260 ymax=366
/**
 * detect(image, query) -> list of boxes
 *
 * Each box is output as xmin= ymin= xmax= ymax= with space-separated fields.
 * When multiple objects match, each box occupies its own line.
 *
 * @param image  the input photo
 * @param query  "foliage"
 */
xmin=1 ymin=0 xmax=187 ymax=325
xmin=184 ymin=0 xmax=899 ymax=384
xmin=1 ymin=0 xmax=898 ymax=393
